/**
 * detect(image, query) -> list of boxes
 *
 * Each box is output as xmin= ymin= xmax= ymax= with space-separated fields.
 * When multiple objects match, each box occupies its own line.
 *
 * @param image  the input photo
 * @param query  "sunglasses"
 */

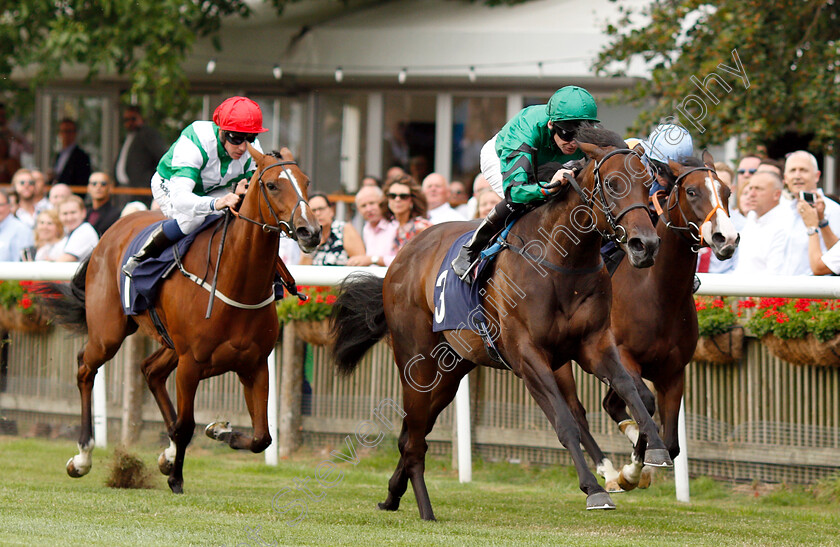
xmin=224 ymin=131 xmax=258 ymax=146
xmin=88 ymin=180 xmax=109 ymax=187
xmin=737 ymin=168 xmax=757 ymax=175
xmin=387 ymin=192 xmax=412 ymax=201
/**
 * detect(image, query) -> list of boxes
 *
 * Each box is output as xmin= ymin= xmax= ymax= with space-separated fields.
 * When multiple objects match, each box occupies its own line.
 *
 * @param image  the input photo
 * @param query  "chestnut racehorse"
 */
xmin=39 ymin=146 xmax=320 ymax=493
xmin=331 ymin=127 xmax=672 ymax=520
xmin=560 ymin=152 xmax=739 ymax=491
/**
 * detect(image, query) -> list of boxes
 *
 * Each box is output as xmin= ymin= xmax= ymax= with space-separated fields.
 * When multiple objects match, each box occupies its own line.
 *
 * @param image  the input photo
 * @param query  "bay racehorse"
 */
xmin=561 ymin=152 xmax=739 ymax=491
xmin=331 ymin=127 xmax=672 ymax=520
xmin=39 ymin=146 xmax=320 ymax=493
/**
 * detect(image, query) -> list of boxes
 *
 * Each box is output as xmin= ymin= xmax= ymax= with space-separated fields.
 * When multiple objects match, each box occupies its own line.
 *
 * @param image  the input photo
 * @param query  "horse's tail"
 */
xmin=330 ymin=272 xmax=387 ymax=376
xmin=36 ymin=258 xmax=89 ymax=334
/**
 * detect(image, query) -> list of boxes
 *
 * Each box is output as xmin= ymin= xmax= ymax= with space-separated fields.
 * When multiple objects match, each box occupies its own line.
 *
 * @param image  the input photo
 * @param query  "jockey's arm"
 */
xmin=167 ymin=175 xmax=219 ymax=217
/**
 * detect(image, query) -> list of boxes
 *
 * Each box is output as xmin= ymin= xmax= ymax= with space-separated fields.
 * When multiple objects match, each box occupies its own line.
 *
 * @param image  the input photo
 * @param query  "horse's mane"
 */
xmin=575 ymin=126 xmax=627 ymax=149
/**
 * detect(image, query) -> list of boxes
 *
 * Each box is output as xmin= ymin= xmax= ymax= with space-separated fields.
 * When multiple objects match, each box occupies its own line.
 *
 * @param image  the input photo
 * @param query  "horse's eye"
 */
xmin=686 ymin=188 xmax=698 ymax=197
xmin=266 ymin=183 xmax=277 ymax=191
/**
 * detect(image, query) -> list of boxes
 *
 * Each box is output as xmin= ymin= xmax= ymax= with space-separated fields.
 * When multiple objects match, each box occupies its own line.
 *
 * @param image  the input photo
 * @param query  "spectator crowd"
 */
xmin=3 ymin=99 xmax=840 ymax=280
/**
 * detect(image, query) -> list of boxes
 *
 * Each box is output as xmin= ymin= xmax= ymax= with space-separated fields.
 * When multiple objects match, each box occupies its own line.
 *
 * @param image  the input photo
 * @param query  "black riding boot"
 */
xmin=451 ymin=200 xmax=521 ymax=284
xmin=122 ymin=225 xmax=177 ymax=278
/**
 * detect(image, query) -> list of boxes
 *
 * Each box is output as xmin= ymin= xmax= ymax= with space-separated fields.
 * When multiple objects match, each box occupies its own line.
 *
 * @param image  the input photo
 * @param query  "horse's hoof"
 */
xmin=617 ymin=472 xmax=638 ymax=492
xmin=158 ymin=452 xmax=173 ymax=475
xmin=638 ymin=466 xmax=655 ymax=489
xmin=168 ymin=478 xmax=184 ymax=494
xmin=66 ymin=457 xmax=88 ymax=478
xmin=643 ymin=448 xmax=673 ymax=468
xmin=377 ymin=501 xmax=399 ymax=512
xmin=586 ymin=492 xmax=616 ymax=510
xmin=204 ymin=421 xmax=232 ymax=443
xmin=605 ymin=480 xmax=624 ymax=493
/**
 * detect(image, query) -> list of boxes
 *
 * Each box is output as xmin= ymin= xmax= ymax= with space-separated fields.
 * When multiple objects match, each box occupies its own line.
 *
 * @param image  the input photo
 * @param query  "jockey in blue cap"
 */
xmin=641 ymin=123 xmax=694 ymax=195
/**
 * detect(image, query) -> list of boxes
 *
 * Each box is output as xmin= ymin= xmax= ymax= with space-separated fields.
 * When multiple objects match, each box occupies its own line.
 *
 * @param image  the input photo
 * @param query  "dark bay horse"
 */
xmin=40 ymin=147 xmax=320 ymax=493
xmin=331 ymin=127 xmax=671 ymax=520
xmin=561 ymin=152 xmax=739 ymax=491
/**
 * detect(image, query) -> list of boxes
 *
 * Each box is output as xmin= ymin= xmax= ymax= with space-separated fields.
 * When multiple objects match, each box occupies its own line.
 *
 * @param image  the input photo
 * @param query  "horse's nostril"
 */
xmin=712 ymin=232 xmax=725 ymax=245
xmin=628 ymin=237 xmax=645 ymax=254
xmin=296 ymin=227 xmax=311 ymax=240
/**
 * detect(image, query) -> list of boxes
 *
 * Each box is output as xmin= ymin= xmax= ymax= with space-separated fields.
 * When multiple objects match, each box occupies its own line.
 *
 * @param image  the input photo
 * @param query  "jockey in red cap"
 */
xmin=123 ymin=96 xmax=268 ymax=277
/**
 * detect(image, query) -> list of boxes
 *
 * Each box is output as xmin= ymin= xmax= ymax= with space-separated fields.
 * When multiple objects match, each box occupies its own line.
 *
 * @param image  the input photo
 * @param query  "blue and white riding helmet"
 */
xmin=641 ymin=123 xmax=694 ymax=164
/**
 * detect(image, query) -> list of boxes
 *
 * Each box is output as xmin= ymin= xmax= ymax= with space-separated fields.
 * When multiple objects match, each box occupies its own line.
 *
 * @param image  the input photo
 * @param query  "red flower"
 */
xmin=712 ymin=299 xmax=725 ymax=309
xmin=738 ymin=299 xmax=757 ymax=309
xmin=315 ymin=296 xmax=324 ymax=304
xmin=326 ymin=295 xmax=337 ymax=305
xmin=19 ymin=297 xmax=32 ymax=309
xmin=297 ymin=299 xmax=307 ymax=306
xmin=775 ymin=313 xmax=789 ymax=324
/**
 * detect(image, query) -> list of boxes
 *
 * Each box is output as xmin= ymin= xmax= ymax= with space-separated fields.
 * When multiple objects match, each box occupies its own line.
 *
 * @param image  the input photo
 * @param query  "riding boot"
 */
xmin=122 ymin=224 xmax=178 ymax=278
xmin=451 ymin=200 xmax=520 ymax=284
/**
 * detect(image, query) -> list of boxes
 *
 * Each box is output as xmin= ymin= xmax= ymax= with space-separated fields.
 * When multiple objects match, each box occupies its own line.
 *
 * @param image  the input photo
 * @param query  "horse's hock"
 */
xmin=2 ymin=328 xmax=840 ymax=485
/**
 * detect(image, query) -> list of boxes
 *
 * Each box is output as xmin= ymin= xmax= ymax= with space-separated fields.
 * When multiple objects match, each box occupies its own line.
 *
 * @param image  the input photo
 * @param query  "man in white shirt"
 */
xmin=422 ymin=173 xmax=466 ymax=225
xmin=778 ymin=151 xmax=840 ymax=275
xmin=732 ymin=171 xmax=790 ymax=276
xmin=0 ymin=188 xmax=33 ymax=261
xmin=347 ymin=185 xmax=396 ymax=267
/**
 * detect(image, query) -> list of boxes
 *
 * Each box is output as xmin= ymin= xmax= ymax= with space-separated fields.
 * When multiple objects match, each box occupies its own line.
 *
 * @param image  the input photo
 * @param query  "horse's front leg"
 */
xmin=519 ymin=346 xmax=614 ymax=511
xmin=168 ymin=360 xmax=201 ymax=494
xmin=577 ymin=332 xmax=673 ymax=469
xmin=206 ymin=361 xmax=272 ymax=453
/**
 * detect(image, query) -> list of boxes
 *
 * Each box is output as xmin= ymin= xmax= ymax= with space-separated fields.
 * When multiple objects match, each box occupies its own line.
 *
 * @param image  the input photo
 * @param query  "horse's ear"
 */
xmin=279 ymin=147 xmax=295 ymax=162
xmin=633 ymin=144 xmax=646 ymax=157
xmin=667 ymin=159 xmax=685 ymax=178
xmin=247 ymin=143 xmax=264 ymax=163
xmin=578 ymin=141 xmax=606 ymax=162
xmin=702 ymin=149 xmax=715 ymax=169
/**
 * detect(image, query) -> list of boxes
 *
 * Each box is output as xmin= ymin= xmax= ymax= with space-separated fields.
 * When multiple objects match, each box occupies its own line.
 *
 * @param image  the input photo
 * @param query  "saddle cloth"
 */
xmin=120 ymin=217 xmax=219 ymax=316
xmin=432 ymin=231 xmax=492 ymax=333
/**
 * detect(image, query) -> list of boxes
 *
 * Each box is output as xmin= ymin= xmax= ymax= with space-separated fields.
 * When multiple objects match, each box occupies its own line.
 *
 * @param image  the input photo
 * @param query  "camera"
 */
xmin=800 ymin=191 xmax=816 ymax=205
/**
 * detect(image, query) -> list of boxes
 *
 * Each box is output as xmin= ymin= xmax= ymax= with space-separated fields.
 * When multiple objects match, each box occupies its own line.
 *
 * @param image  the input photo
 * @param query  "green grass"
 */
xmin=0 ymin=436 xmax=837 ymax=546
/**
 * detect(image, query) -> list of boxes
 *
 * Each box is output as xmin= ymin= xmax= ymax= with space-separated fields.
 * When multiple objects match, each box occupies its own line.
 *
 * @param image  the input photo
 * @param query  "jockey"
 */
xmin=122 ymin=96 xmax=267 ymax=277
xmin=451 ymin=86 xmax=600 ymax=283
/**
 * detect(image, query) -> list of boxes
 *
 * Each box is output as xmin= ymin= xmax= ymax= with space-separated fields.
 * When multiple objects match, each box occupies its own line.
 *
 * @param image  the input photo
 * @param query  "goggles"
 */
xmin=224 ymin=131 xmax=258 ymax=146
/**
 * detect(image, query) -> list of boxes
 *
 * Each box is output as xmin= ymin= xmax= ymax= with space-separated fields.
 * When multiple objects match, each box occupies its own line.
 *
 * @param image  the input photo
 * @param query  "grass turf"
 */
xmin=0 ymin=436 xmax=837 ymax=546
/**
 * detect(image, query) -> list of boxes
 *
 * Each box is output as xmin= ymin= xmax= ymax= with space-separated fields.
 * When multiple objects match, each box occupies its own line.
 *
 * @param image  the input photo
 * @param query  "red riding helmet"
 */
xmin=212 ymin=96 xmax=268 ymax=133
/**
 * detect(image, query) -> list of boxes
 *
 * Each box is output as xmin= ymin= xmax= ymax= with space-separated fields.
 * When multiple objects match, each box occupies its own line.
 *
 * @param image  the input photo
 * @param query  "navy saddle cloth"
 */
xmin=120 ymin=217 xmax=219 ymax=316
xmin=432 ymin=231 xmax=492 ymax=333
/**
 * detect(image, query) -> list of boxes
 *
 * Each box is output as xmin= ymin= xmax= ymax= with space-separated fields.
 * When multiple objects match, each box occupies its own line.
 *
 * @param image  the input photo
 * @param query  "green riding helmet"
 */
xmin=546 ymin=86 xmax=600 ymax=123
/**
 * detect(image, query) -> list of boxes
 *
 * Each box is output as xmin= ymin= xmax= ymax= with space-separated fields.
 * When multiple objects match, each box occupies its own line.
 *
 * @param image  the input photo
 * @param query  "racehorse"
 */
xmin=39 ymin=146 xmax=320 ymax=494
xmin=331 ymin=127 xmax=671 ymax=520
xmin=561 ymin=152 xmax=739 ymax=491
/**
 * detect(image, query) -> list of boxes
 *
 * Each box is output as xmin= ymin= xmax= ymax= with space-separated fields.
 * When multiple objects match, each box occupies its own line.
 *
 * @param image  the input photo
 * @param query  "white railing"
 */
xmin=1 ymin=262 xmax=839 ymax=500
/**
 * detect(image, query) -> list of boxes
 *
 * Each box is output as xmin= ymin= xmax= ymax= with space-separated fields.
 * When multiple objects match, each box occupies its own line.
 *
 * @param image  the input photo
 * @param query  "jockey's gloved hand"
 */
xmin=213 ymin=192 xmax=242 ymax=211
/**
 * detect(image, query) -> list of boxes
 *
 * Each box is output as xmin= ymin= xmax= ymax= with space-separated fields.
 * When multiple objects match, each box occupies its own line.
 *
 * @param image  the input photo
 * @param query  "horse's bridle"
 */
xmin=563 ymin=148 xmax=653 ymax=245
xmin=231 ymin=159 xmax=308 ymax=239
xmin=651 ymin=166 xmax=728 ymax=252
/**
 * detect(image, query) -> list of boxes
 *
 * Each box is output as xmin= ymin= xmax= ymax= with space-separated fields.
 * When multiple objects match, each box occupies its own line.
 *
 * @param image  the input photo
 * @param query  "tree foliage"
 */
xmin=594 ymin=0 xmax=840 ymax=152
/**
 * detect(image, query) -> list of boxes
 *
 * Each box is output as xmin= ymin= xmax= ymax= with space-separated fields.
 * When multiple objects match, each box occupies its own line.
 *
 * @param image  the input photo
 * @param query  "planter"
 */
xmin=761 ymin=333 xmax=840 ymax=367
xmin=693 ymin=328 xmax=744 ymax=364
xmin=291 ymin=319 xmax=333 ymax=346
xmin=0 ymin=305 xmax=52 ymax=334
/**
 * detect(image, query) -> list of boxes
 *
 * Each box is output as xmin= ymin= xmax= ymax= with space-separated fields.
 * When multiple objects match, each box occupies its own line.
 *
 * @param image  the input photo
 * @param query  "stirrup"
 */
xmin=456 ymin=257 xmax=481 ymax=284
xmin=122 ymin=258 xmax=140 ymax=279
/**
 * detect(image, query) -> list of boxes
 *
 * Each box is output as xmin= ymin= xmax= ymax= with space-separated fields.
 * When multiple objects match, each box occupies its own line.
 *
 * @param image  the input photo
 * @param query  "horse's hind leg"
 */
xmin=67 ymin=328 xmax=130 ymax=478
xmin=206 ymin=361 xmax=271 ymax=453
xmin=140 ymin=347 xmax=179 ymax=474
xmin=554 ymin=364 xmax=622 ymax=492
xmin=380 ymin=357 xmax=474 ymax=518
xmin=519 ymin=346 xmax=614 ymax=511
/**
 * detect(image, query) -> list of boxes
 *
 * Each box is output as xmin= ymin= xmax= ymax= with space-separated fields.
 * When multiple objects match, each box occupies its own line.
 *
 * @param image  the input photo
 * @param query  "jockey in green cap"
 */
xmin=451 ymin=85 xmax=600 ymax=283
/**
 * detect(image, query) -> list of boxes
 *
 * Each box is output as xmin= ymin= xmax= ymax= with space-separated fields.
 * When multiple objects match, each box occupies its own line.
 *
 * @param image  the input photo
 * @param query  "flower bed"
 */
xmin=0 ymin=281 xmax=51 ymax=333
xmin=693 ymin=296 xmax=743 ymax=363
xmin=276 ymin=286 xmax=337 ymax=345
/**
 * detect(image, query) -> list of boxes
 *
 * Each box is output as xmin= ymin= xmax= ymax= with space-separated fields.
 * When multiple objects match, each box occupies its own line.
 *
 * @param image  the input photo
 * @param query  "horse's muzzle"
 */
xmin=624 ymin=234 xmax=660 ymax=269
xmin=711 ymin=232 xmax=740 ymax=260
xmin=296 ymin=225 xmax=322 ymax=253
